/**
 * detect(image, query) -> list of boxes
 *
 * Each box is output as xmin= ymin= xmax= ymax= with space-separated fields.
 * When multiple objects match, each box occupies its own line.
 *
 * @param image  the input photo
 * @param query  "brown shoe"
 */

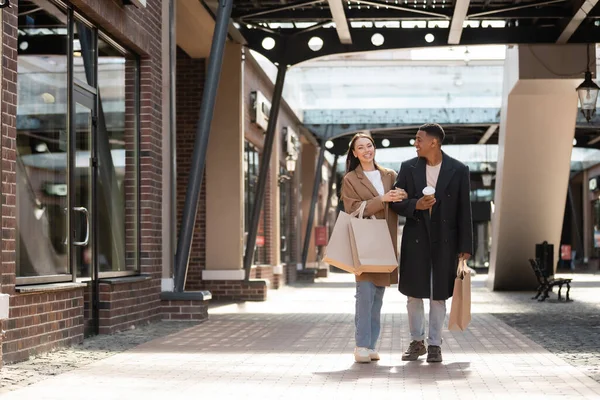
xmin=402 ymin=340 xmax=427 ymax=361
xmin=426 ymin=345 xmax=442 ymax=363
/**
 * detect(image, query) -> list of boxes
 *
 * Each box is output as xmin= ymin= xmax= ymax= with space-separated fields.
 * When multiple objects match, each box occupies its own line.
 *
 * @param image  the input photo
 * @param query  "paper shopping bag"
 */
xmin=448 ymin=258 xmax=472 ymax=331
xmin=348 ymin=216 xmax=398 ymax=274
xmin=322 ymin=202 xmax=368 ymax=274
xmin=322 ymin=211 xmax=357 ymax=273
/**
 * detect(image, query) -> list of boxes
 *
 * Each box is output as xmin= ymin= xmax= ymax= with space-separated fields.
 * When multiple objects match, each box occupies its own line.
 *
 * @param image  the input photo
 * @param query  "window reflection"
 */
xmin=17 ymin=1 xmax=69 ymax=277
xmin=244 ymin=142 xmax=267 ymax=265
xmin=95 ymin=38 xmax=138 ymax=274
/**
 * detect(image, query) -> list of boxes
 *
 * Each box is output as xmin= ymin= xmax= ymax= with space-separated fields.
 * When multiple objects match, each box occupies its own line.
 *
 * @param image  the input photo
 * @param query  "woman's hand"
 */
xmin=382 ymin=188 xmax=407 ymax=202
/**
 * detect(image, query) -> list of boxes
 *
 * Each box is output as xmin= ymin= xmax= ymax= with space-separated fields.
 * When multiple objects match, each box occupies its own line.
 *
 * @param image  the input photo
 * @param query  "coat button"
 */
xmin=444 ymin=239 xmax=448 ymax=243
xmin=447 ymin=194 xmax=451 ymax=197
xmin=416 ymin=239 xmax=419 ymax=243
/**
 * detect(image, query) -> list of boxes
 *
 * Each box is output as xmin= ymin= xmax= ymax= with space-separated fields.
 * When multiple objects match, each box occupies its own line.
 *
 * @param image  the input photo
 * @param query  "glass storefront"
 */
xmin=16 ymin=1 xmax=139 ymax=283
xmin=244 ymin=141 xmax=268 ymax=265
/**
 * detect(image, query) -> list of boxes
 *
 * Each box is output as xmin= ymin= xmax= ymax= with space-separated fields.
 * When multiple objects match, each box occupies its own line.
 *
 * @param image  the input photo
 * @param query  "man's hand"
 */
xmin=459 ymin=253 xmax=471 ymax=260
xmin=415 ymin=196 xmax=436 ymax=210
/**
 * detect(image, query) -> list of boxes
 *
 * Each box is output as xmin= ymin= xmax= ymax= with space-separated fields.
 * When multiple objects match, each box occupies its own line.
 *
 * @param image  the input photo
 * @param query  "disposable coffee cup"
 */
xmin=422 ymin=186 xmax=435 ymax=199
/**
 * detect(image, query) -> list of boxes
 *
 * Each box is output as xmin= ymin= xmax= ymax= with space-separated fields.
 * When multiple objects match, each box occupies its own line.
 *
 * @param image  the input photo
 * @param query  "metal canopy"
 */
xmin=229 ymin=0 xmax=600 ymax=65
xmin=318 ymin=124 xmax=600 ymax=155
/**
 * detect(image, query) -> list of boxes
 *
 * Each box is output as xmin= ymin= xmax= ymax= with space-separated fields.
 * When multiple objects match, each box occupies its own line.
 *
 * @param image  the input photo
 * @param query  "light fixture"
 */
xmin=262 ymin=37 xmax=276 ymax=50
xmin=371 ymin=33 xmax=385 ymax=47
xmin=308 ymin=37 xmax=324 ymax=52
xmin=325 ymin=140 xmax=334 ymax=149
xmin=41 ymin=93 xmax=55 ymax=104
xmin=425 ymin=33 xmax=435 ymax=43
xmin=482 ymin=173 xmax=493 ymax=187
xmin=381 ymin=139 xmax=390 ymax=147
xmin=576 ymin=44 xmax=599 ymax=123
xmin=573 ymin=138 xmax=578 ymax=146
xmin=286 ymin=155 xmax=297 ymax=173
xmin=409 ymin=139 xmax=416 ymax=146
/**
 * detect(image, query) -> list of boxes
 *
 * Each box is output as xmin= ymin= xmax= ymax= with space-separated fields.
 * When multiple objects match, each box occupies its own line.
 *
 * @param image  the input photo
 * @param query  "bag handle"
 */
xmin=456 ymin=258 xmax=468 ymax=278
xmin=350 ymin=201 xmax=367 ymax=218
xmin=350 ymin=201 xmax=376 ymax=220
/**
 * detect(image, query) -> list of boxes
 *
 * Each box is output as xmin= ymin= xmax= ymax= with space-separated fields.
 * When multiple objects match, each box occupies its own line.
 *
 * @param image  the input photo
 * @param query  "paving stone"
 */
xmin=0 ymin=272 xmax=598 ymax=399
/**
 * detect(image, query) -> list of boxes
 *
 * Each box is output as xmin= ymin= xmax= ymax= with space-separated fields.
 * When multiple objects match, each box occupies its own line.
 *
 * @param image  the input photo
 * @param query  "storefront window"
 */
xmin=244 ymin=141 xmax=267 ymax=265
xmin=16 ymin=1 xmax=139 ymax=282
xmin=593 ymin=200 xmax=600 ymax=251
xmin=17 ymin=1 xmax=69 ymax=278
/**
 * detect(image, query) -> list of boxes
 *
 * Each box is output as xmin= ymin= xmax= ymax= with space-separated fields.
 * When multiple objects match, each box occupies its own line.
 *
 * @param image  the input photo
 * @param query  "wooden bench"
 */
xmin=528 ymin=258 xmax=572 ymax=302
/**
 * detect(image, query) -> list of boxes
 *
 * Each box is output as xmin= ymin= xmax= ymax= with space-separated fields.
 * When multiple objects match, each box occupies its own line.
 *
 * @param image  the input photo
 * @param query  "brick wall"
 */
xmin=67 ymin=0 xmax=164 ymax=314
xmin=250 ymin=265 xmax=274 ymax=288
xmin=201 ymin=280 xmax=267 ymax=301
xmin=0 ymin=0 xmax=165 ymax=365
xmin=175 ymin=47 xmax=207 ymax=291
xmin=98 ymin=278 xmax=160 ymax=334
xmin=162 ymin=299 xmax=208 ymax=321
xmin=1 ymin=0 xmax=18 ymax=297
xmin=2 ymin=288 xmax=84 ymax=364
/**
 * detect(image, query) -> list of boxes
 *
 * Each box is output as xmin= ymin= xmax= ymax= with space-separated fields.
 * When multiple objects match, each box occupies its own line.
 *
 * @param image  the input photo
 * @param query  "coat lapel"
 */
xmin=432 ymin=152 xmax=456 ymax=215
xmin=410 ymin=158 xmax=431 ymax=232
xmin=411 ymin=158 xmax=427 ymax=194
xmin=355 ymin=165 xmax=381 ymax=198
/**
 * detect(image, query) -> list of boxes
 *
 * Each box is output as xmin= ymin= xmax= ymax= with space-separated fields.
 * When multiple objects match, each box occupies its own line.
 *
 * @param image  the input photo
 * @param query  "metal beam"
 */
xmin=588 ymin=135 xmax=600 ymax=145
xmin=448 ymin=0 xmax=471 ymax=45
xmin=467 ymin=0 xmax=566 ymax=18
xmin=327 ymin=0 xmax=352 ymax=44
xmin=239 ymin=0 xmax=324 ymax=20
xmin=302 ymin=144 xmax=327 ymax=269
xmin=322 ymin=155 xmax=339 ymax=227
xmin=174 ymin=0 xmax=234 ymax=292
xmin=319 ymin=154 xmax=338 ymax=261
xmin=243 ymin=65 xmax=288 ymax=280
xmin=358 ymin=0 xmax=450 ymax=19
xmin=556 ymin=0 xmax=599 ymax=44
xmin=478 ymin=124 xmax=498 ymax=144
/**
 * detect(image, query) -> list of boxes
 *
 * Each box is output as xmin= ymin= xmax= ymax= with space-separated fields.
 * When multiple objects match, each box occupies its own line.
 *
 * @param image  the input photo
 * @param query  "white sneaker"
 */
xmin=368 ymin=349 xmax=380 ymax=361
xmin=354 ymin=347 xmax=371 ymax=363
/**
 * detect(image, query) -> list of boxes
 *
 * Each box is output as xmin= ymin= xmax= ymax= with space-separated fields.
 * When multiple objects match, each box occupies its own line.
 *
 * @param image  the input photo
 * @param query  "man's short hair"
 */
xmin=419 ymin=123 xmax=445 ymax=144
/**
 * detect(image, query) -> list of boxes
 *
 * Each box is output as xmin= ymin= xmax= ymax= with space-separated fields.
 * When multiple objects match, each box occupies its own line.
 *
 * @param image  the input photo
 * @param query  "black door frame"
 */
xmin=72 ymin=82 xmax=99 ymax=336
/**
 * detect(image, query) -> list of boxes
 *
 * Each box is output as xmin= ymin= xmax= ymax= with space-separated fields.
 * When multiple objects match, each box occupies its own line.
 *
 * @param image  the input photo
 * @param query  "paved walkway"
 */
xmin=2 ymin=272 xmax=600 ymax=400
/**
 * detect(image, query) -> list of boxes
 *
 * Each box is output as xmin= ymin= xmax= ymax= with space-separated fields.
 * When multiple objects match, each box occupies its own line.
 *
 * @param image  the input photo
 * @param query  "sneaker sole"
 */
xmin=355 ymin=355 xmax=371 ymax=363
xmin=402 ymin=349 xmax=427 ymax=361
xmin=426 ymin=358 xmax=442 ymax=363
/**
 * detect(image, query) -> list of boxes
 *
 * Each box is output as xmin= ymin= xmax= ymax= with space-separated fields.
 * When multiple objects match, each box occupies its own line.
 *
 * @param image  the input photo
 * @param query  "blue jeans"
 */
xmin=355 ymin=281 xmax=385 ymax=349
xmin=406 ymin=266 xmax=446 ymax=346
xmin=406 ymin=297 xmax=446 ymax=346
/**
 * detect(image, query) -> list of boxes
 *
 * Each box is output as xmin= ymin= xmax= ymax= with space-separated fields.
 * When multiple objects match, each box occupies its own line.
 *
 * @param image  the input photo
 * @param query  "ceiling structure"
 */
xmin=227 ymin=0 xmax=600 ymax=150
xmin=230 ymin=0 xmax=600 ymax=66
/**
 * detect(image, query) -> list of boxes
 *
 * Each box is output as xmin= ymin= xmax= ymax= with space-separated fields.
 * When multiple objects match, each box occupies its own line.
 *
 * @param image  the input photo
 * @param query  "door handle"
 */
xmin=73 ymin=207 xmax=90 ymax=247
xmin=281 ymin=235 xmax=287 ymax=252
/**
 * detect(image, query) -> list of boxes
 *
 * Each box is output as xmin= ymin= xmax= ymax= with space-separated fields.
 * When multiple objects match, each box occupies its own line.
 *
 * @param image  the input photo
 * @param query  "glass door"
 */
xmin=280 ymin=168 xmax=291 ymax=266
xmin=72 ymin=84 xmax=98 ymax=336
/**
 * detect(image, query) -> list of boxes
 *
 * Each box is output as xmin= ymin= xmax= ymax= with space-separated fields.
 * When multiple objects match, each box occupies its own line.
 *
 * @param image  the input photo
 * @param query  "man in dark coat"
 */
xmin=390 ymin=123 xmax=473 ymax=363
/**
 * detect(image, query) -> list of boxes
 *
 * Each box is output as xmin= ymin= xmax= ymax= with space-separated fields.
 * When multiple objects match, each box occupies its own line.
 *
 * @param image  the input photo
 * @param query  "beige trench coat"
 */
xmin=341 ymin=165 xmax=399 ymax=287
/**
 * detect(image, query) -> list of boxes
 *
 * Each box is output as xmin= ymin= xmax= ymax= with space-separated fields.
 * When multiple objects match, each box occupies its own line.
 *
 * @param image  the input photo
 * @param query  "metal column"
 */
xmin=243 ymin=65 xmax=288 ymax=280
xmin=174 ymin=0 xmax=234 ymax=292
xmin=567 ymin=179 xmax=584 ymax=261
xmin=301 ymin=144 xmax=326 ymax=270
xmin=322 ymin=155 xmax=338 ymax=227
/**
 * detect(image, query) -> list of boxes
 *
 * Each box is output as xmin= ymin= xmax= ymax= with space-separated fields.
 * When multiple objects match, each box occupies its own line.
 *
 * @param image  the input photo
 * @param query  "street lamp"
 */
xmin=576 ymin=45 xmax=600 ymax=123
xmin=286 ymin=155 xmax=297 ymax=173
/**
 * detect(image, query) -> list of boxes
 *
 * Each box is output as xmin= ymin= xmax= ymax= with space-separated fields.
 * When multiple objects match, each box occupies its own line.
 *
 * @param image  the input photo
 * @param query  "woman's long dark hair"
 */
xmin=345 ymin=133 xmax=379 ymax=174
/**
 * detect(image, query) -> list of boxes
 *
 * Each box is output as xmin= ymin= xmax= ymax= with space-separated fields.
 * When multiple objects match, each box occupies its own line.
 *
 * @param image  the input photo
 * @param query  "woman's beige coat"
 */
xmin=341 ymin=165 xmax=399 ymax=287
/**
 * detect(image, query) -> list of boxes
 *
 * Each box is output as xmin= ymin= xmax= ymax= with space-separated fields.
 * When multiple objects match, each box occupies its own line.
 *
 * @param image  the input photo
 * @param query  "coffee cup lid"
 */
xmin=422 ymin=186 xmax=435 ymax=196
